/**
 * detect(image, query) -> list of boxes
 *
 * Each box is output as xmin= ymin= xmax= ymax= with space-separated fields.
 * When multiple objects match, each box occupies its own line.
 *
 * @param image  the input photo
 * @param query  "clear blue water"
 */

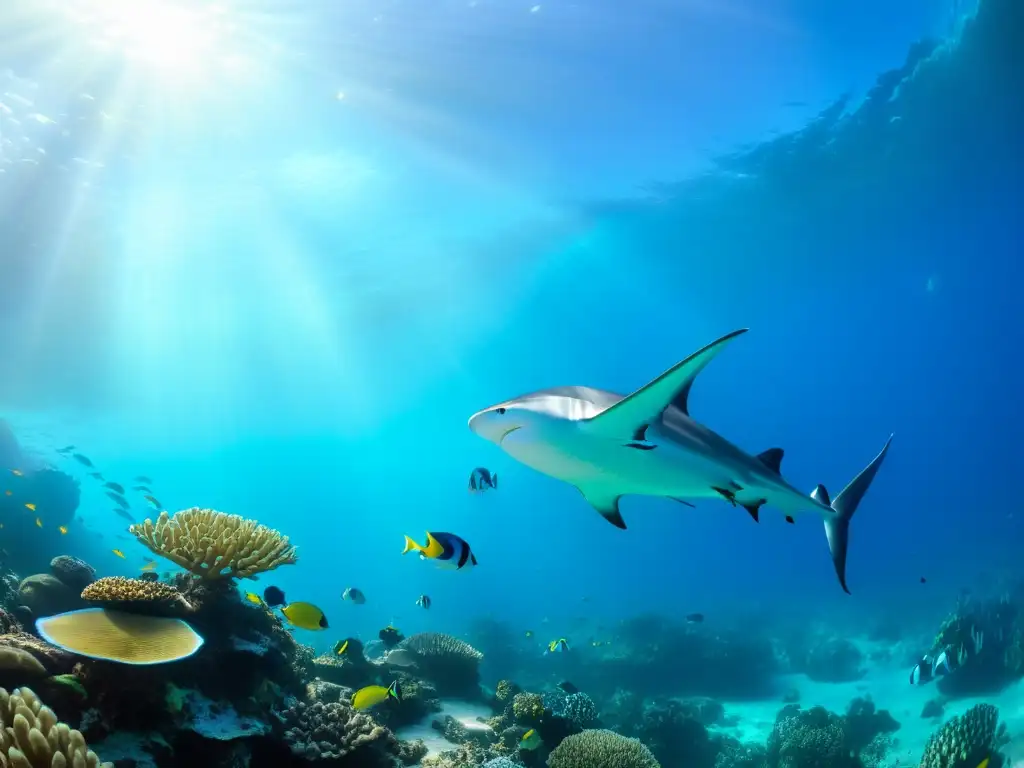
xmin=0 ymin=0 xmax=1020 ymax=747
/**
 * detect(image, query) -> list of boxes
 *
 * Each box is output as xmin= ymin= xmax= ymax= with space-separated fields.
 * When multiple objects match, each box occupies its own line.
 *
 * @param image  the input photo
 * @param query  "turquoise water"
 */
xmin=0 ymin=1 xmax=1022 ymax=766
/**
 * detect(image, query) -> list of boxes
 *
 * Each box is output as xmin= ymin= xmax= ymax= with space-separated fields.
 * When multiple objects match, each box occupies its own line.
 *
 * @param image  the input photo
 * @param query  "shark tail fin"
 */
xmin=818 ymin=434 xmax=894 ymax=594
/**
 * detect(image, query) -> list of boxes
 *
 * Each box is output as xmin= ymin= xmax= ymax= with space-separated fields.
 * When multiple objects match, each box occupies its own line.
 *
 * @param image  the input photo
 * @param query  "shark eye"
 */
xmin=496 ymin=408 xmax=506 ymax=415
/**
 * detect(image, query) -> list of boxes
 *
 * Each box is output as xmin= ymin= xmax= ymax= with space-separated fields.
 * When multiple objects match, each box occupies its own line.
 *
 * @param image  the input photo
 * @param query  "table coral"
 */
xmin=129 ymin=508 xmax=297 ymax=581
xmin=0 ymin=685 xmax=113 ymax=767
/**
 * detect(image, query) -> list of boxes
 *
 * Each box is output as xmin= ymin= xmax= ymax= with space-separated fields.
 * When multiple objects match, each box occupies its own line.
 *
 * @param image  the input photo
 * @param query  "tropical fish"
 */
xmin=548 ymin=638 xmax=569 ymax=653
xmin=342 ymin=587 xmax=366 ymax=604
xmin=557 ymin=681 xmax=579 ymax=693
xmin=143 ymin=495 xmax=162 ymax=508
xmin=134 ymin=476 xmax=154 ymax=484
xmin=71 ymin=454 xmax=94 ymax=467
xmin=56 ymin=445 xmax=76 ymax=455
xmin=685 ymin=613 xmax=704 ymax=624
xmin=280 ymin=602 xmax=328 ymax=631
xmin=525 ymin=630 xmax=533 ymax=638
xmin=910 ymin=647 xmax=958 ymax=685
xmin=25 ymin=503 xmax=36 ymax=512
xmin=383 ymin=648 xmax=417 ymax=667
xmin=243 ymin=592 xmax=262 ymax=605
xmin=104 ymin=482 xmax=126 ymax=495
xmin=112 ymin=549 xmax=126 ymax=559
xmin=520 ymin=729 xmax=542 ymax=751
xmin=114 ymin=508 xmax=135 ymax=523
xmin=351 ymin=681 xmax=401 ymax=710
xmin=58 ymin=526 xmax=68 ymax=535
xmin=9 ymin=469 xmax=23 ymax=477
xmin=47 ymin=673 xmax=86 ymax=697
xmin=35 ymin=518 xmax=42 ymax=528
xmin=131 ymin=485 xmax=151 ymax=493
xmin=88 ymin=472 xmax=103 ymax=481
xmin=263 ymin=586 xmax=286 ymax=606
xmin=107 ymin=492 xmax=130 ymax=508
xmin=468 ymin=467 xmax=498 ymax=492
xmin=467 ymin=329 xmax=893 ymax=594
xmin=402 ymin=532 xmax=478 ymax=571
xmin=415 ymin=594 xmax=431 ymax=609
xmin=333 ymin=639 xmax=349 ymax=656
xmin=141 ymin=561 xmax=157 ymax=571
xmin=978 ymin=758 xmax=990 ymax=768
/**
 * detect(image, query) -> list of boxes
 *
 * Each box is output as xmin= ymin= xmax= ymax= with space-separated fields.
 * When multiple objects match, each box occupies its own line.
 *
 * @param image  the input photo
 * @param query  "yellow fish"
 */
xmin=24 ymin=503 xmax=36 ymax=512
xmin=352 ymin=681 xmax=402 ymax=710
xmin=280 ymin=601 xmax=329 ymax=631
xmin=549 ymin=638 xmax=569 ymax=653
xmin=334 ymin=639 xmax=349 ymax=656
xmin=243 ymin=592 xmax=262 ymax=605
xmin=58 ymin=526 xmax=68 ymax=535
xmin=9 ymin=470 xmax=22 ymax=477
xmin=141 ymin=562 xmax=157 ymax=571
xmin=977 ymin=759 xmax=989 ymax=768
xmin=112 ymin=549 xmax=126 ymax=559
xmin=35 ymin=518 xmax=42 ymax=528
xmin=521 ymin=729 xmax=543 ymax=751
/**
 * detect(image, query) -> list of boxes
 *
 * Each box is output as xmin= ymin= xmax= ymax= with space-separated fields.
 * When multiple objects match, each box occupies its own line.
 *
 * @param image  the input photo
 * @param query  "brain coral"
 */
xmin=0 ymin=685 xmax=113 ymax=767
xmin=129 ymin=507 xmax=297 ymax=580
xmin=49 ymin=556 xmax=96 ymax=591
xmin=547 ymin=729 xmax=660 ymax=768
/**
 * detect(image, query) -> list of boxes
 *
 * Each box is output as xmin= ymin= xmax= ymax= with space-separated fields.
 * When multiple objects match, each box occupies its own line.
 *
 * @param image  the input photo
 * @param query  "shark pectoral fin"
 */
xmin=580 ymin=329 xmax=748 ymax=437
xmin=742 ymin=500 xmax=766 ymax=522
xmin=577 ymin=487 xmax=626 ymax=528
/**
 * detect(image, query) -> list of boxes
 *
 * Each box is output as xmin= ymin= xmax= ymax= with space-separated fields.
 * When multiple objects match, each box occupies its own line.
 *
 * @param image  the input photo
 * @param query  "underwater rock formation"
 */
xmin=129 ymin=508 xmax=298 ymax=581
xmin=17 ymin=574 xmax=84 ymax=619
xmin=919 ymin=703 xmax=1009 ymax=768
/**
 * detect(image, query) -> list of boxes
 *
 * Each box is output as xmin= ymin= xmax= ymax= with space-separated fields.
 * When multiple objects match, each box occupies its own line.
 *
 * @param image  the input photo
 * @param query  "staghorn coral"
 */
xmin=919 ymin=703 xmax=1009 ymax=768
xmin=49 ymin=557 xmax=96 ymax=592
xmin=547 ymin=729 xmax=661 ymax=768
xmin=129 ymin=507 xmax=298 ymax=581
xmin=81 ymin=577 xmax=195 ymax=616
xmin=399 ymin=633 xmax=483 ymax=697
xmin=275 ymin=696 xmax=425 ymax=765
xmin=0 ymin=685 xmax=113 ymax=767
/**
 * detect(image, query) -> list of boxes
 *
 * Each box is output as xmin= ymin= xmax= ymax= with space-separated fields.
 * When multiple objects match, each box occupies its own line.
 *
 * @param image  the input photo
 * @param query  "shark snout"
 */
xmin=469 ymin=408 xmax=520 ymax=444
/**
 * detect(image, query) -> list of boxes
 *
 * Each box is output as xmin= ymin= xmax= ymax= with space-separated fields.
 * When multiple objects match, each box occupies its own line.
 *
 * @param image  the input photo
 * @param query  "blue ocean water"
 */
xmin=0 ymin=0 xmax=1021 ymax=765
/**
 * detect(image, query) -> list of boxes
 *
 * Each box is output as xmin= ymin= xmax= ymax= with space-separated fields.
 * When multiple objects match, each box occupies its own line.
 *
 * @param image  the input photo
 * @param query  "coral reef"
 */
xmin=919 ymin=703 xmax=1009 ymax=768
xmin=398 ymin=632 xmax=484 ymax=697
xmin=81 ymin=577 xmax=195 ymax=616
xmin=932 ymin=592 xmax=1024 ymax=696
xmin=49 ymin=556 xmax=96 ymax=592
xmin=129 ymin=508 xmax=298 ymax=581
xmin=547 ymin=729 xmax=661 ymax=768
xmin=0 ymin=685 xmax=113 ymax=767
xmin=17 ymin=574 xmax=83 ymax=619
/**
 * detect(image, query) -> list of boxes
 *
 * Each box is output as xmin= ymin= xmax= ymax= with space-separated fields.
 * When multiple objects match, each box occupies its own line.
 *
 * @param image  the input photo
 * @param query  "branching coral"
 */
xmin=919 ymin=703 xmax=1009 ymax=768
xmin=129 ymin=508 xmax=298 ymax=581
xmin=547 ymin=729 xmax=661 ymax=768
xmin=0 ymin=685 xmax=113 ymax=767
xmin=275 ymin=697 xmax=425 ymax=765
xmin=81 ymin=577 xmax=195 ymax=615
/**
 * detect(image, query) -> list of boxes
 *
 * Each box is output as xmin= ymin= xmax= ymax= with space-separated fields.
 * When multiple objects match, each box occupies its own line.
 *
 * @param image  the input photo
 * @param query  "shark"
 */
xmin=468 ymin=328 xmax=892 ymax=594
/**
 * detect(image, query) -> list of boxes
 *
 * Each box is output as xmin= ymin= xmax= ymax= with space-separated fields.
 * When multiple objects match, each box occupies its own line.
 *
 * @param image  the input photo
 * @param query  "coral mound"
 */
xmin=129 ymin=507 xmax=298 ymax=581
xmin=398 ymin=633 xmax=483 ymax=697
xmin=920 ymin=703 xmax=1009 ymax=768
xmin=81 ymin=577 xmax=195 ymax=616
xmin=400 ymin=632 xmax=483 ymax=662
xmin=48 ymin=557 xmax=96 ymax=592
xmin=547 ymin=728 xmax=660 ymax=768
xmin=0 ymin=685 xmax=113 ymax=767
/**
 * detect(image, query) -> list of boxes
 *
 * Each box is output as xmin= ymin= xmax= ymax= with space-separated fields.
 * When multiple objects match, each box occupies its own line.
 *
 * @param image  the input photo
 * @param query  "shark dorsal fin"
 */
xmin=582 ymin=329 xmax=748 ymax=437
xmin=756 ymin=448 xmax=784 ymax=474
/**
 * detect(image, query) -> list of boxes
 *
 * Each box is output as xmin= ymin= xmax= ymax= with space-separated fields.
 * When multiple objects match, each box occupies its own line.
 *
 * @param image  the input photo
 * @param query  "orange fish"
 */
xmin=35 ymin=518 xmax=42 ymax=528
xmin=112 ymin=549 xmax=126 ymax=559
xmin=58 ymin=526 xmax=68 ymax=535
xmin=25 ymin=503 xmax=36 ymax=512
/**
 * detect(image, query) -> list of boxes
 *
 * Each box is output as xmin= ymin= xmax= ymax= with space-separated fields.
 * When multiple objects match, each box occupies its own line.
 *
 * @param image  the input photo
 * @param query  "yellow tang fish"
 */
xmin=112 ymin=549 xmax=126 ymax=559
xmin=243 ymin=592 xmax=262 ymax=605
xmin=280 ymin=601 xmax=329 ymax=631
xmin=520 ymin=729 xmax=543 ymax=751
xmin=334 ymin=639 xmax=349 ymax=656
xmin=59 ymin=526 xmax=68 ymax=535
xmin=25 ymin=503 xmax=36 ymax=512
xmin=351 ymin=681 xmax=402 ymax=711
xmin=35 ymin=518 xmax=42 ymax=528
